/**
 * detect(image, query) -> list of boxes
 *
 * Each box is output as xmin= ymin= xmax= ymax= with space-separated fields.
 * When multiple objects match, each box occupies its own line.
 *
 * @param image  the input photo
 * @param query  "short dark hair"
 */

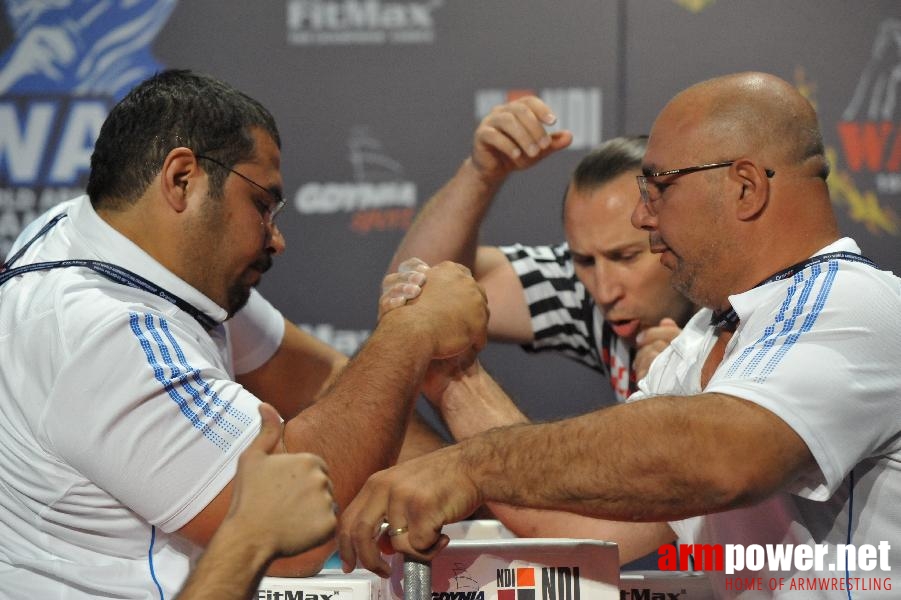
xmin=86 ymin=69 xmax=281 ymax=209
xmin=561 ymin=135 xmax=646 ymax=216
xmin=571 ymin=135 xmax=647 ymax=190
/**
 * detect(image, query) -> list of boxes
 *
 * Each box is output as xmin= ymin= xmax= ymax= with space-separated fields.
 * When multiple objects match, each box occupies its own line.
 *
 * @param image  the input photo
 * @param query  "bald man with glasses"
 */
xmin=339 ymin=72 xmax=901 ymax=598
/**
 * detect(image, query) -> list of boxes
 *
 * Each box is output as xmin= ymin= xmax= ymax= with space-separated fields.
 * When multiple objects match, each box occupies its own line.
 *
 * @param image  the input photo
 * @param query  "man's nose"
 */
xmin=593 ymin=263 xmax=624 ymax=305
xmin=268 ymin=223 xmax=286 ymax=255
xmin=631 ymin=198 xmax=657 ymax=231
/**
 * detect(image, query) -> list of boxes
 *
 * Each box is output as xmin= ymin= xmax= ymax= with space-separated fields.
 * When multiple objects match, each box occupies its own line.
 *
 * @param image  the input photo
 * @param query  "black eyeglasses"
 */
xmin=636 ymin=160 xmax=775 ymax=207
xmin=195 ymin=154 xmax=286 ymax=226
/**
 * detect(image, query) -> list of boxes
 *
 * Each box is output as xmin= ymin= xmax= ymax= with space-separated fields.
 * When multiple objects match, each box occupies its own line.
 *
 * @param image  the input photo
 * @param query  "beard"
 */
xmin=670 ymin=257 xmax=709 ymax=308
xmin=225 ymin=253 xmax=273 ymax=317
xmin=667 ymin=239 xmax=732 ymax=311
xmin=225 ymin=285 xmax=252 ymax=318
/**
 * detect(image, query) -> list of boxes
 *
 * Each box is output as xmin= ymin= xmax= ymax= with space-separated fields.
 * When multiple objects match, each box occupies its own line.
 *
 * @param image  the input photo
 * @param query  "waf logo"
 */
xmin=0 ymin=0 xmax=176 ymax=257
xmin=496 ymin=566 xmax=581 ymax=600
xmin=832 ymin=18 xmax=901 ymax=236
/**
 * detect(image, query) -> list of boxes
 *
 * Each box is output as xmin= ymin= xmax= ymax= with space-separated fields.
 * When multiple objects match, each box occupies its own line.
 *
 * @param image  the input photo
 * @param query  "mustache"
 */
xmin=648 ymin=233 xmax=667 ymax=252
xmin=251 ymin=253 xmax=273 ymax=274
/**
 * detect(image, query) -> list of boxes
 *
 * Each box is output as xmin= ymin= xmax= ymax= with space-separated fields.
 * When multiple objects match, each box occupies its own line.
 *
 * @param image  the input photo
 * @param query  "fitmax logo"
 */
xmin=620 ymin=590 xmax=683 ymax=600
xmin=257 ymin=591 xmax=337 ymax=600
xmin=286 ymin=0 xmax=443 ymax=45
xmin=299 ymin=323 xmax=370 ymax=356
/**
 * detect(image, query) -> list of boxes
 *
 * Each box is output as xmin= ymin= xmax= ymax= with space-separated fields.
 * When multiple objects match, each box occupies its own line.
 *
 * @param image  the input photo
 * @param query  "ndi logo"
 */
xmin=475 ymin=88 xmax=601 ymax=151
xmin=286 ymin=0 xmax=444 ymax=45
xmin=496 ymin=566 xmax=581 ymax=600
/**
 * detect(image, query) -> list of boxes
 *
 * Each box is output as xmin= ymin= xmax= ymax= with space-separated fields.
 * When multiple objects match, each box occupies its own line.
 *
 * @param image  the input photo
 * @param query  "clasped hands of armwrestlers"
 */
xmin=380 ymin=257 xmax=489 ymax=362
xmin=333 ymin=258 xmax=489 ymax=576
xmin=378 ymin=257 xmax=434 ymax=315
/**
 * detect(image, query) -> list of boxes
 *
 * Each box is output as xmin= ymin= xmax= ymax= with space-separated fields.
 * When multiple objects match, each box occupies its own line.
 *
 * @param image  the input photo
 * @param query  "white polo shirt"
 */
xmin=632 ymin=238 xmax=901 ymax=598
xmin=0 ymin=196 xmax=284 ymax=598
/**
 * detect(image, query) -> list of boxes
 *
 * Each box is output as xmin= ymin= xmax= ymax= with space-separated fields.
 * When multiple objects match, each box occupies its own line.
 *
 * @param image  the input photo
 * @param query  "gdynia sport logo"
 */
xmin=658 ymin=542 xmax=892 ymax=593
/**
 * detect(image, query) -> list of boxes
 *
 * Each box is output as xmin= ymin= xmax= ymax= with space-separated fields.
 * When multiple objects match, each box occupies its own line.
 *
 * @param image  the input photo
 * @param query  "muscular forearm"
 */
xmin=436 ymin=362 xmax=529 ymax=441
xmin=282 ymin=316 xmax=434 ymax=509
xmin=388 ymin=159 xmax=504 ymax=273
xmin=461 ymin=393 xmax=813 ymax=522
xmin=436 ymin=367 xmax=672 ymax=563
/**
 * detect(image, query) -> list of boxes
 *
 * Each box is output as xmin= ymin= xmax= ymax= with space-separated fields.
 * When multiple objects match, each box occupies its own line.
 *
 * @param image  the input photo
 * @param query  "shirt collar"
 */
xmin=726 ymin=237 xmax=861 ymax=326
xmin=69 ymin=195 xmax=229 ymax=325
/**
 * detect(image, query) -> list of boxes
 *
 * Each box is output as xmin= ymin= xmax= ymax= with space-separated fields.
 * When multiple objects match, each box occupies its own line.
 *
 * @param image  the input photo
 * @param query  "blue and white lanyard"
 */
xmin=710 ymin=251 xmax=878 ymax=330
xmin=0 ymin=213 xmax=218 ymax=331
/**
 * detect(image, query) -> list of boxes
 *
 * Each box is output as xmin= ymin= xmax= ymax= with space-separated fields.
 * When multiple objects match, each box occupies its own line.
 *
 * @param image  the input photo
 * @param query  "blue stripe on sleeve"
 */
xmin=756 ymin=261 xmax=837 ymax=382
xmin=724 ymin=260 xmax=838 ymax=383
xmin=129 ymin=312 xmax=249 ymax=451
xmin=157 ymin=317 xmax=253 ymax=428
xmin=143 ymin=314 xmax=242 ymax=438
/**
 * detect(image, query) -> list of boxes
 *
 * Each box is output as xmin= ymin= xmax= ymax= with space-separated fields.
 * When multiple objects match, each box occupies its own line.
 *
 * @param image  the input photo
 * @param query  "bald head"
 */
xmin=657 ymin=72 xmax=829 ymax=179
xmin=636 ymin=72 xmax=840 ymax=308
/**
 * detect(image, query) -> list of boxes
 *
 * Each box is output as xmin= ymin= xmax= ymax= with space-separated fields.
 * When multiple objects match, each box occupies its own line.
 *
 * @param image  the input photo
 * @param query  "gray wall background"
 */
xmin=1 ymin=0 xmax=899 ymax=431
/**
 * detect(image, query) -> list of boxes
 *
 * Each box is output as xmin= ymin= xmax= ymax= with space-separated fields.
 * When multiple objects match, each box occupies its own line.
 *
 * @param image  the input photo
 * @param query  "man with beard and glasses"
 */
xmin=0 ymin=69 xmax=488 ymax=598
xmin=340 ymin=72 xmax=901 ymax=598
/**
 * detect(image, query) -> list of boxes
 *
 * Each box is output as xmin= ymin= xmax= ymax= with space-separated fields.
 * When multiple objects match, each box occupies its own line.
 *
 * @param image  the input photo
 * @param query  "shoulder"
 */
xmin=6 ymin=198 xmax=80 ymax=257
xmin=734 ymin=252 xmax=900 ymax=335
xmin=498 ymin=242 xmax=575 ymax=278
xmin=45 ymin=271 xmax=207 ymax=352
xmin=499 ymin=241 xmax=570 ymax=262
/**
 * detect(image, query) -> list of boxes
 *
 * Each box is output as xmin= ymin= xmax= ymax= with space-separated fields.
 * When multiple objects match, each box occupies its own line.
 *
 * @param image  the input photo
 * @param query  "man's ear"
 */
xmin=730 ymin=159 xmax=771 ymax=221
xmin=160 ymin=147 xmax=200 ymax=212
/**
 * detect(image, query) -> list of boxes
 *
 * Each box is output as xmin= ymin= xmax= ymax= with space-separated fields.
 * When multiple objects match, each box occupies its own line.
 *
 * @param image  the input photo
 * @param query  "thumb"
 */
xmin=399 ymin=257 xmax=430 ymax=274
xmin=548 ymin=130 xmax=574 ymax=152
xmin=250 ymin=402 xmax=284 ymax=456
xmin=659 ymin=317 xmax=678 ymax=327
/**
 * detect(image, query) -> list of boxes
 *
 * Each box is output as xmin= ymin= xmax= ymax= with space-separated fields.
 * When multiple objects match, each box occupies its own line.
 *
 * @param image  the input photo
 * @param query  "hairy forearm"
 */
xmin=460 ymin=394 xmax=812 ymax=522
xmin=388 ymin=159 xmax=504 ymax=272
xmin=282 ymin=316 xmax=433 ymax=508
xmin=438 ymin=368 xmax=673 ymax=562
